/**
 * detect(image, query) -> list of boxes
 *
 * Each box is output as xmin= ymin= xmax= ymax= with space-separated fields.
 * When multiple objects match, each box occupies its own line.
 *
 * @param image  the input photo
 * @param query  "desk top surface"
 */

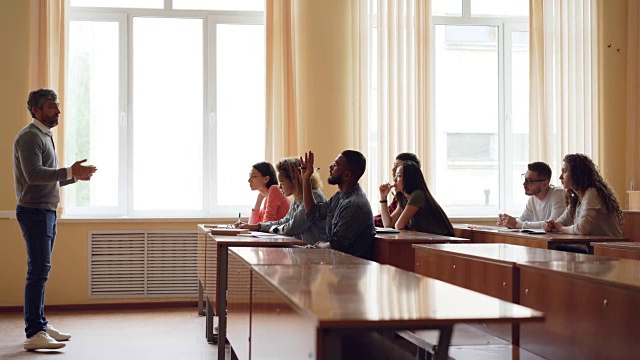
xmin=229 ymin=247 xmax=371 ymax=266
xmin=375 ymin=230 xmax=469 ymax=243
xmin=413 ymin=243 xmax=614 ymax=265
xmin=518 ymin=258 xmax=640 ymax=291
xmin=453 ymin=224 xmax=626 ymax=242
xmin=207 ymin=233 xmax=305 ymax=246
xmin=591 ymin=241 xmax=640 ymax=250
xmin=252 ymin=264 xmax=544 ymax=329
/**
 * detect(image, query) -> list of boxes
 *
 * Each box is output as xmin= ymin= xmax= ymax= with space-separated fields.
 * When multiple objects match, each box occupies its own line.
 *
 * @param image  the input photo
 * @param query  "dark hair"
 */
xmin=399 ymin=161 xmax=430 ymax=195
xmin=252 ymin=162 xmax=278 ymax=188
xmin=563 ymin=153 xmax=622 ymax=224
xmin=396 ymin=152 xmax=421 ymax=169
xmin=527 ymin=161 xmax=552 ymax=180
xmin=27 ymin=89 xmax=58 ymax=118
xmin=341 ymin=150 xmax=367 ymax=180
xmin=276 ymin=157 xmax=322 ymax=201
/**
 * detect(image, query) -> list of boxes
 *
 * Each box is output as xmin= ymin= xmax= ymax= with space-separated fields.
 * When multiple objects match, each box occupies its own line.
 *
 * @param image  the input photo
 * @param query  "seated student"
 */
xmin=379 ymin=161 xmax=454 ymax=236
xmin=498 ymin=161 xmax=566 ymax=229
xmin=300 ymin=150 xmax=376 ymax=260
xmin=542 ymin=153 xmax=623 ymax=237
xmin=243 ymin=162 xmax=291 ymax=224
xmin=236 ymin=158 xmax=327 ymax=244
xmin=374 ymin=152 xmax=421 ymax=227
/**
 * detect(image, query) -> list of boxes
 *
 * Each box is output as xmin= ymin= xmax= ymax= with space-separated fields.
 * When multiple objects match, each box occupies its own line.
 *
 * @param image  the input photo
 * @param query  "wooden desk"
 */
xmin=593 ymin=241 xmax=640 ymax=260
xmin=227 ymin=248 xmax=370 ymax=360
xmin=413 ymin=243 xmax=607 ymax=343
xmin=518 ymin=259 xmax=640 ymax=359
xmin=623 ymin=210 xmax=640 ymax=242
xmin=250 ymin=264 xmax=543 ymax=360
xmin=202 ymin=233 xmax=305 ymax=360
xmin=374 ymin=230 xmax=469 ymax=271
xmin=455 ymin=225 xmax=627 ymax=252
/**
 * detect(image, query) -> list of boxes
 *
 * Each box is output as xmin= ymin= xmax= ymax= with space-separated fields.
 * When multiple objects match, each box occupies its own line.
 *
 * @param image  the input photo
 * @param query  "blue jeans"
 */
xmin=16 ymin=205 xmax=57 ymax=338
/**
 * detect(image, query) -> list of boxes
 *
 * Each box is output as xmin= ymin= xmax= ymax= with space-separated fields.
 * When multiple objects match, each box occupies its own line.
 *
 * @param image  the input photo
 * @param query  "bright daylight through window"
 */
xmin=65 ymin=0 xmax=265 ymax=217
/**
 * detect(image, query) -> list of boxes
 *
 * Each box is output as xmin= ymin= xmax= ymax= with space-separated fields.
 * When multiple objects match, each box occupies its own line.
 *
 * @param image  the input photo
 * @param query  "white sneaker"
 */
xmin=24 ymin=331 xmax=66 ymax=350
xmin=46 ymin=324 xmax=72 ymax=341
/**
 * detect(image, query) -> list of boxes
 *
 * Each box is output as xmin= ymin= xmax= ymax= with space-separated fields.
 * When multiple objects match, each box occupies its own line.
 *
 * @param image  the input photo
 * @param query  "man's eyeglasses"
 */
xmin=521 ymin=174 xmax=546 ymax=184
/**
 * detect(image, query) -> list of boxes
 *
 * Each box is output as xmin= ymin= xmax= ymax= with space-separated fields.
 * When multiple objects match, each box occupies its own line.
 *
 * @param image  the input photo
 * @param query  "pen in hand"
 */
xmin=298 ymin=167 xmax=321 ymax=170
xmin=238 ymin=212 xmax=241 ymax=223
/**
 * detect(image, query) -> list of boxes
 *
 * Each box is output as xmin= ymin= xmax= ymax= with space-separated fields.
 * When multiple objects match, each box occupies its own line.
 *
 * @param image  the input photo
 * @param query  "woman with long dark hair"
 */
xmin=379 ymin=161 xmax=454 ymax=235
xmin=542 ymin=153 xmax=623 ymax=237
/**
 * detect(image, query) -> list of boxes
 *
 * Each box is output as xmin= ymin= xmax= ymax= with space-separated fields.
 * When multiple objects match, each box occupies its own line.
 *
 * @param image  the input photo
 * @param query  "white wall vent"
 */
xmin=89 ymin=230 xmax=198 ymax=298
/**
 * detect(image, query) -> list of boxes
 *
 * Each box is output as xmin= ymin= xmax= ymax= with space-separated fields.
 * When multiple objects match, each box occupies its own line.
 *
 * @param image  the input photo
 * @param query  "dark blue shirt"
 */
xmin=305 ymin=184 xmax=375 ymax=260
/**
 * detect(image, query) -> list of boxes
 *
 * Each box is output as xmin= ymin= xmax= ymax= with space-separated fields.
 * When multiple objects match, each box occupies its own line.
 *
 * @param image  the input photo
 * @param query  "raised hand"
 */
xmin=300 ymin=151 xmax=315 ymax=180
xmin=71 ymin=159 xmax=97 ymax=181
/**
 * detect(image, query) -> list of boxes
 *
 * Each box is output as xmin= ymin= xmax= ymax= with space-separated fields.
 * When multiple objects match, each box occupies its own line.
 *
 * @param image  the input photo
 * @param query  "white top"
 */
xmin=555 ymin=187 xmax=623 ymax=237
xmin=516 ymin=185 xmax=566 ymax=229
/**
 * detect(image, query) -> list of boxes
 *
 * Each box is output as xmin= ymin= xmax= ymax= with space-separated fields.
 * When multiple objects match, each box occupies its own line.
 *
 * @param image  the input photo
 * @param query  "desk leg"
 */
xmin=206 ymin=297 xmax=216 ymax=343
xmin=434 ymin=325 xmax=453 ymax=360
xmin=198 ymin=280 xmax=204 ymax=316
xmin=217 ymin=246 xmax=229 ymax=360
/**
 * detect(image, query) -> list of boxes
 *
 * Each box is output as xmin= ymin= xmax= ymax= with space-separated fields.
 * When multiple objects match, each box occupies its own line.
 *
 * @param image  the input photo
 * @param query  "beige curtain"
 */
xmin=265 ymin=0 xmax=300 ymax=161
xmin=529 ymin=0 xmax=600 ymax=167
xmin=29 ymin=0 xmax=66 ymax=211
xmin=626 ymin=0 xmax=640 ymax=191
xmin=364 ymin=0 xmax=433 ymax=197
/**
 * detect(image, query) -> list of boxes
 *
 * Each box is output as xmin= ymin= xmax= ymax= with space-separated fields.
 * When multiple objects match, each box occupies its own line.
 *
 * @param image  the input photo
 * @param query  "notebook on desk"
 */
xmin=497 ymin=228 xmax=546 ymax=234
xmin=375 ymin=227 xmax=401 ymax=233
xmin=209 ymin=228 xmax=251 ymax=235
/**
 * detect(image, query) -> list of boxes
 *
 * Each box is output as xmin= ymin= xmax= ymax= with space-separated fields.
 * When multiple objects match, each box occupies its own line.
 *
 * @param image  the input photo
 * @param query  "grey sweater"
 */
xmin=259 ymin=189 xmax=327 ymax=245
xmin=13 ymin=122 xmax=75 ymax=210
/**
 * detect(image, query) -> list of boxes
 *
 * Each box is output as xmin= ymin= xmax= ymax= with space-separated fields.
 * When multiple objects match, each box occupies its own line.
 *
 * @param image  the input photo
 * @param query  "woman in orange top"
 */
xmin=244 ymin=162 xmax=290 ymax=224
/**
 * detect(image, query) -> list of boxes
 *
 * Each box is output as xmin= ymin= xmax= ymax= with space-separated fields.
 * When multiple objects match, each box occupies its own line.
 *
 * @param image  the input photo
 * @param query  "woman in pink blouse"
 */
xmin=244 ymin=162 xmax=290 ymax=224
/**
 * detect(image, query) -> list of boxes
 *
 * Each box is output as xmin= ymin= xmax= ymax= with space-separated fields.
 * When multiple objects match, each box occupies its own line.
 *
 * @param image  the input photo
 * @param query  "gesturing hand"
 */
xmin=300 ymin=151 xmax=315 ymax=180
xmin=71 ymin=159 xmax=97 ymax=181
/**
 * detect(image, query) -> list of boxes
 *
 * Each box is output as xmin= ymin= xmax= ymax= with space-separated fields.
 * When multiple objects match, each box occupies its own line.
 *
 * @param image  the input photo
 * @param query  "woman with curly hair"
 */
xmin=236 ymin=157 xmax=327 ymax=244
xmin=379 ymin=161 xmax=454 ymax=236
xmin=542 ymin=153 xmax=623 ymax=237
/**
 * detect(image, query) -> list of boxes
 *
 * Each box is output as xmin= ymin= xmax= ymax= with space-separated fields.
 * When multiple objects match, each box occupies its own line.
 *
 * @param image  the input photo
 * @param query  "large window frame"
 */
xmin=66 ymin=3 xmax=264 ymax=218
xmin=431 ymin=1 xmax=529 ymax=217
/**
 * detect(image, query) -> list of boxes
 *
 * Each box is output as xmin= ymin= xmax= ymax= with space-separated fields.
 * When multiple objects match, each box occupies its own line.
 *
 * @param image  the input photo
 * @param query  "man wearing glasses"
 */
xmin=498 ymin=162 xmax=566 ymax=229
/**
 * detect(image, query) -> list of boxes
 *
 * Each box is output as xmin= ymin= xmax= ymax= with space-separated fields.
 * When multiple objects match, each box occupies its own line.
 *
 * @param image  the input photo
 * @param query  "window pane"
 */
xmin=472 ymin=0 xmax=528 ymax=17
xmin=432 ymin=0 xmax=462 ymax=16
xmin=174 ymin=0 xmax=264 ymax=11
xmin=66 ymin=20 xmax=120 ymax=208
xmin=71 ymin=0 xmax=162 ymax=8
xmin=510 ymin=30 xmax=530 ymax=209
xmin=132 ymin=17 xmax=203 ymax=211
xmin=434 ymin=25 xmax=499 ymax=216
xmin=216 ymin=24 xmax=265 ymax=206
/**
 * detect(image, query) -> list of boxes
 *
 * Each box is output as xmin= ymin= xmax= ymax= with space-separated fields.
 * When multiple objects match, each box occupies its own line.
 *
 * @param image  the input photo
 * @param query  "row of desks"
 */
xmin=452 ymin=223 xmax=627 ymax=252
xmin=227 ymin=247 xmax=543 ymax=360
xmin=414 ymin=243 xmax=640 ymax=359
xmin=197 ymin=225 xmax=544 ymax=360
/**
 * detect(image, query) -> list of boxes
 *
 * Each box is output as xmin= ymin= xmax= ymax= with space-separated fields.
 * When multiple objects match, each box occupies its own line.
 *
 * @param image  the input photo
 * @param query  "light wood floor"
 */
xmin=0 ymin=307 xmax=229 ymax=359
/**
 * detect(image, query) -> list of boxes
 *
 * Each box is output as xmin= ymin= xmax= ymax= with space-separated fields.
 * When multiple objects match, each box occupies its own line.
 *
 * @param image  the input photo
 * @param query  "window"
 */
xmin=432 ymin=0 xmax=529 ymax=217
xmin=65 ymin=2 xmax=264 ymax=217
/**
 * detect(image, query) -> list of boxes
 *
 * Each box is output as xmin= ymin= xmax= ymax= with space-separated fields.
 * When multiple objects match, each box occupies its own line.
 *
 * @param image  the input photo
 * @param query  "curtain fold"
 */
xmin=626 ymin=0 xmax=640 ymax=191
xmin=529 ymin=0 xmax=600 ymax=168
xmin=363 ymin=0 xmax=432 ymax=197
xmin=265 ymin=0 xmax=299 ymax=161
xmin=29 ymin=0 xmax=66 ymax=212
